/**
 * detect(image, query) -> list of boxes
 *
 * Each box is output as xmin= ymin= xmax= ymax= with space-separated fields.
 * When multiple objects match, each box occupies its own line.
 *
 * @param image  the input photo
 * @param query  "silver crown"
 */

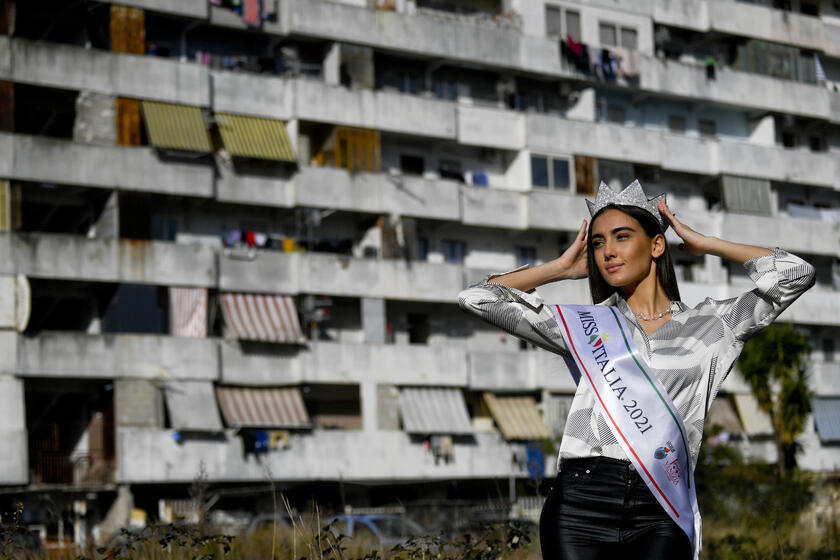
xmin=585 ymin=180 xmax=667 ymax=231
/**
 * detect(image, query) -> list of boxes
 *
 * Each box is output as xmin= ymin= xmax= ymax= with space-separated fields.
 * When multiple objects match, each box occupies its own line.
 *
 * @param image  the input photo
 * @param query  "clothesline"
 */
xmin=559 ymin=35 xmax=639 ymax=81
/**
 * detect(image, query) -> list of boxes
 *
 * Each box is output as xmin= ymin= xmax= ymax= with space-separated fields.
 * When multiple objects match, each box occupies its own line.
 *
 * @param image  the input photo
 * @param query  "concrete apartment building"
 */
xmin=1 ymin=0 xmax=840 ymax=545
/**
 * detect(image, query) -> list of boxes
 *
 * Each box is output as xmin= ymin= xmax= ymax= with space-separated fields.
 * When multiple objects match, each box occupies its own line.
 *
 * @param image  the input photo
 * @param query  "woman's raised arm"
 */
xmin=489 ymin=219 xmax=589 ymax=291
xmin=658 ymin=200 xmax=771 ymax=263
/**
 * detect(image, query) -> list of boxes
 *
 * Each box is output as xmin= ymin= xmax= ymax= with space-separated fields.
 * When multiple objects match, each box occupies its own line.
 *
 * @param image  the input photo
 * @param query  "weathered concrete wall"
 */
xmin=294 ymin=80 xmax=456 ymax=139
xmin=295 ymin=167 xmax=461 ymax=221
xmin=18 ymin=333 xmax=219 ymax=380
xmin=99 ymin=0 xmax=208 ymax=18
xmin=11 ymin=40 xmax=209 ymax=106
xmin=212 ymin=72 xmax=294 ymax=120
xmin=461 ymin=186 xmax=526 ymax=230
xmin=0 ymin=133 xmax=214 ymax=198
xmin=0 ymin=233 xmax=215 ymax=287
xmin=457 ymin=106 xmax=523 ymax=150
xmin=117 ymin=428 xmax=528 ymax=483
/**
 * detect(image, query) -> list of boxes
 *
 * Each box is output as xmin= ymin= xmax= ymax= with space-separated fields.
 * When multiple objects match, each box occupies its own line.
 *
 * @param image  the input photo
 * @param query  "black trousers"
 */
xmin=539 ymin=456 xmax=691 ymax=560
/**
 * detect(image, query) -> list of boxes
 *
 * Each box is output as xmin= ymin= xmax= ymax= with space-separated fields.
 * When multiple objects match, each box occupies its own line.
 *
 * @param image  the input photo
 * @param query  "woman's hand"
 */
xmin=555 ymin=219 xmax=589 ymax=280
xmin=658 ymin=199 xmax=709 ymax=257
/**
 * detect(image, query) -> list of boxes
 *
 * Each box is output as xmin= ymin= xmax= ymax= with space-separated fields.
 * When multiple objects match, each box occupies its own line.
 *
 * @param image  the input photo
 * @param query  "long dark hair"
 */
xmin=586 ymin=204 xmax=681 ymax=304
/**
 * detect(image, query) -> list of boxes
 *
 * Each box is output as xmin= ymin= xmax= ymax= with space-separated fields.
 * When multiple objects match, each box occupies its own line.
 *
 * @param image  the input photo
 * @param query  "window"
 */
xmin=809 ymin=136 xmax=825 ymax=152
xmin=439 ymin=159 xmax=464 ymax=182
xmin=599 ymin=22 xmax=617 ymax=46
xmin=565 ymin=10 xmax=581 ymax=42
xmin=407 ymin=313 xmax=430 ymax=344
xmin=400 ymin=154 xmax=424 ymax=175
xmin=546 ymin=6 xmax=580 ymax=42
xmin=441 ymin=240 xmax=466 ymax=264
xmin=781 ymin=131 xmax=797 ymax=148
xmin=515 ymin=246 xmax=537 ymax=267
xmin=416 ymin=237 xmax=428 ymax=261
xmin=545 ymin=5 xmax=562 ymax=37
xmin=823 ymin=339 xmax=835 ymax=362
xmin=620 ymin=27 xmax=638 ymax=50
xmin=531 ymin=155 xmax=549 ymax=188
xmin=606 ymin=106 xmax=626 ymax=124
xmin=668 ymin=115 xmax=686 ymax=133
xmin=552 ymin=159 xmax=570 ymax=190
xmin=699 ymin=119 xmax=717 ymax=138
xmin=531 ymin=155 xmax=571 ymax=190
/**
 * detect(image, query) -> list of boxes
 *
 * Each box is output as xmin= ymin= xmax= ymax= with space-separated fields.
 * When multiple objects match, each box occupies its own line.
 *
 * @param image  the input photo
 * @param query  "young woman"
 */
xmin=458 ymin=181 xmax=815 ymax=560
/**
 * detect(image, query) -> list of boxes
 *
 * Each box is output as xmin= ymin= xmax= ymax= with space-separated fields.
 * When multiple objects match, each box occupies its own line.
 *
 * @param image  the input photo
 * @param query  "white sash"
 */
xmin=551 ymin=304 xmax=701 ymax=559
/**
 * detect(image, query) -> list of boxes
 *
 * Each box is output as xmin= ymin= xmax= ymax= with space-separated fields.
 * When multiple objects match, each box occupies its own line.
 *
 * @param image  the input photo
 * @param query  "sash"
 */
xmin=551 ymin=304 xmax=702 ymax=559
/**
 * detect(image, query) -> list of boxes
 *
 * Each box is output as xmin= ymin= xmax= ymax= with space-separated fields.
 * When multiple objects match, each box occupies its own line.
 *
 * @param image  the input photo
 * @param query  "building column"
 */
xmin=0 ymin=375 xmax=28 ymax=484
xmin=360 ymin=381 xmax=378 ymax=432
xmin=362 ymin=297 xmax=387 ymax=344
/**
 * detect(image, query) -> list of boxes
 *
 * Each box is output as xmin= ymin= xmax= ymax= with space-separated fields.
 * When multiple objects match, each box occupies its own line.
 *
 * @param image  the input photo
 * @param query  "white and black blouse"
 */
xmin=458 ymin=248 xmax=816 ymax=470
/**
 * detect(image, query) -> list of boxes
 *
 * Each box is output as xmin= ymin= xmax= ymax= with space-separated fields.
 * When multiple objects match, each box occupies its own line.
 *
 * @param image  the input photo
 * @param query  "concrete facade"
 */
xmin=5 ymin=0 xmax=840 ymax=540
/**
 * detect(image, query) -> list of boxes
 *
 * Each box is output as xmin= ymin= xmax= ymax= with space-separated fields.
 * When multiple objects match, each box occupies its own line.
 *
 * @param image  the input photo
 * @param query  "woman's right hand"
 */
xmin=555 ymin=220 xmax=589 ymax=280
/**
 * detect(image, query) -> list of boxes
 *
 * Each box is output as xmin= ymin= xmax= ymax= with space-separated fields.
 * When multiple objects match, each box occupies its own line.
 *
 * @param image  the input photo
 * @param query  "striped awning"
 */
xmin=398 ymin=387 xmax=473 ymax=435
xmin=164 ymin=381 xmax=223 ymax=432
xmin=812 ymin=398 xmax=840 ymax=443
xmin=483 ymin=393 xmax=551 ymax=441
xmin=220 ymin=293 xmax=305 ymax=344
xmin=733 ymin=394 xmax=774 ymax=436
xmin=216 ymin=386 xmax=311 ymax=429
xmin=140 ymin=100 xmax=212 ymax=152
xmin=215 ymin=112 xmax=296 ymax=161
xmin=706 ymin=395 xmax=743 ymax=434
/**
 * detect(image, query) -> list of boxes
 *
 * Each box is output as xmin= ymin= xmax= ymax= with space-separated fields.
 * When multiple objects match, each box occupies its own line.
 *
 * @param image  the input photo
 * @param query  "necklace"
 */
xmin=632 ymin=302 xmax=673 ymax=321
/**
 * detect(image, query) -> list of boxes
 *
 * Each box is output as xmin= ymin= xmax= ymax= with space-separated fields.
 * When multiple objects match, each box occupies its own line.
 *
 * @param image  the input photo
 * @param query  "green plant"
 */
xmin=738 ymin=322 xmax=813 ymax=478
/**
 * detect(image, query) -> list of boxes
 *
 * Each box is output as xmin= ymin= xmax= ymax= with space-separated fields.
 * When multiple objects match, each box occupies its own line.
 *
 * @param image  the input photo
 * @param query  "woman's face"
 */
xmin=589 ymin=209 xmax=664 ymax=289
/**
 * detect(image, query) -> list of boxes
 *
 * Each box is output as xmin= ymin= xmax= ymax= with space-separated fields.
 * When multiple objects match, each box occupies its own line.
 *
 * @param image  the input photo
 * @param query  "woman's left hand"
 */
xmin=658 ymin=199 xmax=710 ymax=256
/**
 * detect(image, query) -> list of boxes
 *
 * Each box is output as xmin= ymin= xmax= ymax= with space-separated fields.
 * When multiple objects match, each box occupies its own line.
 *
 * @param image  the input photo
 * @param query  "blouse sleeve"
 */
xmin=711 ymin=248 xmax=816 ymax=342
xmin=457 ymin=268 xmax=571 ymax=357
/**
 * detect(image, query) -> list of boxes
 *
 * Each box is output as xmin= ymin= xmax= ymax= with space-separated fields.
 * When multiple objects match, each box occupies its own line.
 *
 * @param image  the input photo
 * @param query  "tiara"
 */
xmin=585 ymin=180 xmax=667 ymax=231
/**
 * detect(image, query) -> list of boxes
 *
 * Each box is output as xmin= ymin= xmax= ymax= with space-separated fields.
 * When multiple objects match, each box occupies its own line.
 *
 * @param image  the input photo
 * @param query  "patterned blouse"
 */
xmin=458 ymin=248 xmax=815 ymax=470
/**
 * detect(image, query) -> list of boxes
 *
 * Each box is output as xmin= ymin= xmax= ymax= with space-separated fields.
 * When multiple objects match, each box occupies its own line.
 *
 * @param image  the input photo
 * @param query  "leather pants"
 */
xmin=539 ymin=456 xmax=691 ymax=560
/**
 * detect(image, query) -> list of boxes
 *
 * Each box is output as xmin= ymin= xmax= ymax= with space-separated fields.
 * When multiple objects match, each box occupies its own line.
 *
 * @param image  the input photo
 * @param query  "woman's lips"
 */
xmin=605 ymin=264 xmax=623 ymax=273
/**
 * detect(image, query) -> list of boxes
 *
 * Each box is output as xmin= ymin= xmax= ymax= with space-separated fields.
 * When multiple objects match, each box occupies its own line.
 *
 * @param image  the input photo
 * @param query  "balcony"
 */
xmin=100 ymin=0 xmax=208 ymax=18
xmin=16 ymin=332 xmax=219 ymax=380
xmin=0 ymin=133 xmax=215 ymax=198
xmin=293 ymin=79 xmax=456 ymax=139
xmin=461 ymin=185 xmax=527 ymax=230
xmin=7 ymin=39 xmax=209 ymax=106
xmin=218 ymin=251 xmax=466 ymax=302
xmin=526 ymin=114 xmax=839 ymax=189
xmin=221 ymin=340 xmax=469 ymax=386
xmin=654 ymin=0 xmax=830 ymax=54
xmin=212 ymin=71 xmax=294 ymax=120
xmin=720 ymin=213 xmax=840 ymax=257
xmin=0 ymin=233 xmax=216 ymax=287
xmin=285 ymin=0 xmax=530 ymax=71
xmin=117 ymin=428 xmax=529 ymax=483
xmin=457 ymin=105 xmax=523 ymax=150
xmin=295 ymin=166 xmax=461 ymax=221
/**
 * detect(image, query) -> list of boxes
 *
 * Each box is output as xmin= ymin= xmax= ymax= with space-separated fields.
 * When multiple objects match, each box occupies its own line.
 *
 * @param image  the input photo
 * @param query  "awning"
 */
xmin=398 ymin=387 xmax=473 ymax=435
xmin=164 ymin=381 xmax=223 ymax=431
xmin=215 ymin=112 xmax=296 ymax=161
xmin=220 ymin=293 xmax=305 ymax=343
xmin=483 ymin=393 xmax=551 ymax=441
xmin=706 ymin=395 xmax=743 ymax=434
xmin=216 ymin=386 xmax=311 ymax=429
xmin=733 ymin=394 xmax=774 ymax=436
xmin=140 ymin=100 xmax=212 ymax=152
xmin=812 ymin=398 xmax=840 ymax=443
